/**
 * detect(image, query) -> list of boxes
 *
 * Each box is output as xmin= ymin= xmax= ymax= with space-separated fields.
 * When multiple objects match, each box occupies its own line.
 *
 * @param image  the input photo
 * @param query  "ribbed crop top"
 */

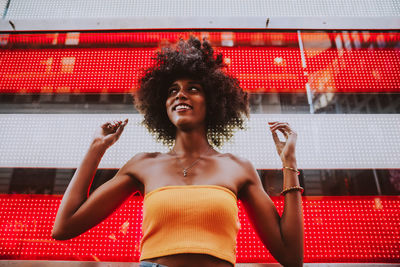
xmin=140 ymin=185 xmax=240 ymax=265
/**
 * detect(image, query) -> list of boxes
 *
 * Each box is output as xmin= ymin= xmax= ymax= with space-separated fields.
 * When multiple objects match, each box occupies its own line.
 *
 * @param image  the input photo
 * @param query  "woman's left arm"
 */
xmin=239 ymin=121 xmax=303 ymax=267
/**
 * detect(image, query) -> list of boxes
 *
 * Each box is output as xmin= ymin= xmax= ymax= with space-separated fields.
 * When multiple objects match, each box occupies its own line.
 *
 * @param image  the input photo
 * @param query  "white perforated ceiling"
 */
xmin=0 ymin=0 xmax=8 ymax=18
xmin=4 ymin=0 xmax=400 ymax=19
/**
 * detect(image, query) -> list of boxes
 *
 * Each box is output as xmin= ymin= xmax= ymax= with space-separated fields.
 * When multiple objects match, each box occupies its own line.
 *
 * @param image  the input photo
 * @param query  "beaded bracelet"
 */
xmin=282 ymin=166 xmax=300 ymax=176
xmin=280 ymin=186 xmax=304 ymax=196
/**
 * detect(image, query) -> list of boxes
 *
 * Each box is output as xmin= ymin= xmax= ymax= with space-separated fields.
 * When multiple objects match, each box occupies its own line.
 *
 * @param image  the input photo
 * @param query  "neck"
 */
xmin=173 ymin=128 xmax=211 ymax=156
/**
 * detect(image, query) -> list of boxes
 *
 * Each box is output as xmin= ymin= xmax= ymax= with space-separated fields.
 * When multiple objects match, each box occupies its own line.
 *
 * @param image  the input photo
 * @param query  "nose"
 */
xmin=175 ymin=88 xmax=187 ymax=100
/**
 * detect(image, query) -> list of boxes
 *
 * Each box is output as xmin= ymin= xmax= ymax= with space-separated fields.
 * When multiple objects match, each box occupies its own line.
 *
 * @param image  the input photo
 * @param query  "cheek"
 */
xmin=200 ymin=100 xmax=207 ymax=120
xmin=200 ymin=96 xmax=207 ymax=114
xmin=166 ymin=108 xmax=173 ymax=120
xmin=166 ymin=97 xmax=173 ymax=112
xmin=165 ymin=100 xmax=173 ymax=120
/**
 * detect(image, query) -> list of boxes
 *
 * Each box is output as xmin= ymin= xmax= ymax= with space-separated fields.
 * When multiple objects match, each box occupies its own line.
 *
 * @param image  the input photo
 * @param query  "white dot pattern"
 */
xmin=0 ymin=0 xmax=8 ymax=17
xmin=0 ymin=114 xmax=399 ymax=169
xmin=5 ymin=0 xmax=400 ymax=19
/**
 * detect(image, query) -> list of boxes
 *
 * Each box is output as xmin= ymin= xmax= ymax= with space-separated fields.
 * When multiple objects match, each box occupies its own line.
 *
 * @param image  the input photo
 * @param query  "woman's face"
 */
xmin=165 ymin=78 xmax=207 ymax=131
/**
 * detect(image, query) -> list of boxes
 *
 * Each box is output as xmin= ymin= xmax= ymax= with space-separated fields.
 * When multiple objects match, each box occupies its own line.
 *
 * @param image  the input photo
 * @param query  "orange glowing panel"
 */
xmin=0 ymin=194 xmax=399 ymax=263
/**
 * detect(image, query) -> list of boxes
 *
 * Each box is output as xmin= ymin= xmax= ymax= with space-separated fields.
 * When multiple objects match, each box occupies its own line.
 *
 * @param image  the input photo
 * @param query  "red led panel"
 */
xmin=222 ymin=47 xmax=305 ymax=92
xmin=301 ymin=32 xmax=400 ymax=46
xmin=1 ymin=32 xmax=300 ymax=47
xmin=0 ymin=48 xmax=152 ymax=94
xmin=1 ymin=32 xmax=399 ymax=94
xmin=3 ymin=32 xmax=399 ymax=48
xmin=306 ymin=49 xmax=400 ymax=93
xmin=0 ymin=47 xmax=306 ymax=94
xmin=1 ymin=48 xmax=399 ymax=94
xmin=0 ymin=194 xmax=399 ymax=263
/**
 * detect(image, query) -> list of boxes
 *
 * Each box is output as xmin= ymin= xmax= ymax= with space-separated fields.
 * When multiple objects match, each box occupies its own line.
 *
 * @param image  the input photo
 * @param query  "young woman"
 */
xmin=52 ymin=37 xmax=304 ymax=267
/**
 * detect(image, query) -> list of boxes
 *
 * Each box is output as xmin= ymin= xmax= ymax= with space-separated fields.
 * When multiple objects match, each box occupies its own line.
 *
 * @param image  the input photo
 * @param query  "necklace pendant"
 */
xmin=183 ymin=170 xmax=187 ymax=177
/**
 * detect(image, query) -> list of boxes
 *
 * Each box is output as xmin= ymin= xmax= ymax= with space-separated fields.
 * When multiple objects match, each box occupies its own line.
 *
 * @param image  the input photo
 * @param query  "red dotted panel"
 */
xmin=0 ymin=194 xmax=399 ymax=263
xmin=0 ymin=47 xmax=306 ymax=94
xmin=306 ymin=49 xmax=400 ymax=93
xmin=2 ymin=32 xmax=300 ymax=47
xmin=1 ymin=48 xmax=399 ymax=94
xmin=222 ymin=47 xmax=305 ymax=92
xmin=1 ymin=32 xmax=399 ymax=94
xmin=3 ymin=32 xmax=399 ymax=47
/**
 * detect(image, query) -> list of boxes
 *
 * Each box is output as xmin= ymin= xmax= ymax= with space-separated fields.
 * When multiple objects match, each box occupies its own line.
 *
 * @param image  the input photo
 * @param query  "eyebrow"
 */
xmin=170 ymin=81 xmax=202 ymax=86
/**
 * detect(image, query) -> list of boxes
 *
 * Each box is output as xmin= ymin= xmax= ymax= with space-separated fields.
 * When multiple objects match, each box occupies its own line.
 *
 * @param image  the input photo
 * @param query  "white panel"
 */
xmin=1 ymin=16 xmax=399 ymax=31
xmin=0 ymin=114 xmax=399 ymax=169
xmin=5 ymin=0 xmax=400 ymax=19
xmin=0 ymin=0 xmax=8 ymax=18
xmin=1 ymin=0 xmax=399 ymax=30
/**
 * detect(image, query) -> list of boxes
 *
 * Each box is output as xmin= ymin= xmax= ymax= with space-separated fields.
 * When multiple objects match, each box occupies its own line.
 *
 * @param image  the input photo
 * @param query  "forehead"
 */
xmin=169 ymin=78 xmax=202 ymax=87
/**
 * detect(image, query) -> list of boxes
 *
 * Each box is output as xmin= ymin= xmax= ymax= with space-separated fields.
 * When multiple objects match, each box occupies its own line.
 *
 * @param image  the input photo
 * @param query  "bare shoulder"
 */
xmin=132 ymin=151 xmax=162 ymax=160
xmin=125 ymin=152 xmax=162 ymax=164
xmin=216 ymin=152 xmax=260 ymax=200
xmin=218 ymin=152 xmax=256 ymax=172
xmin=118 ymin=152 xmax=163 ymax=193
xmin=217 ymin=152 xmax=259 ymax=187
xmin=118 ymin=152 xmax=162 ymax=177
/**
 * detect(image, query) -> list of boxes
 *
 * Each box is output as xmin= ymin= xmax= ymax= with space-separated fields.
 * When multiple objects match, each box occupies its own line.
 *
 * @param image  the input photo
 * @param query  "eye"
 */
xmin=168 ymin=87 xmax=178 ymax=95
xmin=189 ymin=86 xmax=200 ymax=92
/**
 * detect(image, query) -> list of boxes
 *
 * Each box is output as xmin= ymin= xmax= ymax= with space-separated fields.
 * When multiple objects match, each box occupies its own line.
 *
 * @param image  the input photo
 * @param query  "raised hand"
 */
xmin=268 ymin=121 xmax=297 ymax=164
xmin=93 ymin=119 xmax=128 ymax=149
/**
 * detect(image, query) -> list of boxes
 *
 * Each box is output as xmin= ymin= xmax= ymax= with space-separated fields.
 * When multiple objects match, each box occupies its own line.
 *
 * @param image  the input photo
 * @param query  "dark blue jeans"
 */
xmin=139 ymin=261 xmax=168 ymax=267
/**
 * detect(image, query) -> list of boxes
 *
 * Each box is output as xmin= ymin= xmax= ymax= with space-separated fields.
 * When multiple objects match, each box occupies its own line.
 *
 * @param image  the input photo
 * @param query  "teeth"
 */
xmin=175 ymin=104 xmax=191 ymax=111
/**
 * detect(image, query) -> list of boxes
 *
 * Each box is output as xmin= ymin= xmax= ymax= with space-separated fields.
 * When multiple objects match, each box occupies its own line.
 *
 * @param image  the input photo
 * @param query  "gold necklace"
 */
xmin=172 ymin=146 xmax=211 ymax=177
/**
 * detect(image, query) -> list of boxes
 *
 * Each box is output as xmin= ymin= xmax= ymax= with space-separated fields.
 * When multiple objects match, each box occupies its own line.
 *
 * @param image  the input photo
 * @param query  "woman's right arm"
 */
xmin=52 ymin=119 xmax=141 ymax=240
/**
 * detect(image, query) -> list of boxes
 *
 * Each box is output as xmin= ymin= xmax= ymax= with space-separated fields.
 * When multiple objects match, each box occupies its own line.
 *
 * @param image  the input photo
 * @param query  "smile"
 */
xmin=173 ymin=103 xmax=193 ymax=111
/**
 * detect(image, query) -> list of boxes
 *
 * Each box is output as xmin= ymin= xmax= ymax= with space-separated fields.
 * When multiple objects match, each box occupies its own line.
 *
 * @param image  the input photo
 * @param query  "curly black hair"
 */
xmin=134 ymin=36 xmax=249 ymax=147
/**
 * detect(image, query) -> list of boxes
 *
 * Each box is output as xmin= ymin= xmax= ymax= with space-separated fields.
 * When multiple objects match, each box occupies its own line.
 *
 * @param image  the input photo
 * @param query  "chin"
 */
xmin=172 ymin=116 xmax=191 ymax=126
xmin=174 ymin=120 xmax=203 ymax=131
xmin=175 ymin=122 xmax=192 ymax=131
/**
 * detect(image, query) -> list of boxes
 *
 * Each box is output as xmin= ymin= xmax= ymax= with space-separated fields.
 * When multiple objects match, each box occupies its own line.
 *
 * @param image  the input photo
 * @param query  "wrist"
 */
xmin=90 ymin=138 xmax=109 ymax=153
xmin=282 ymin=166 xmax=300 ymax=176
xmin=282 ymin=157 xmax=297 ymax=168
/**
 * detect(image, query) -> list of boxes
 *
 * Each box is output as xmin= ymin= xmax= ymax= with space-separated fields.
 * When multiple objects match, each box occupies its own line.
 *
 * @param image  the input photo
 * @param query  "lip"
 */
xmin=172 ymin=102 xmax=193 ymax=111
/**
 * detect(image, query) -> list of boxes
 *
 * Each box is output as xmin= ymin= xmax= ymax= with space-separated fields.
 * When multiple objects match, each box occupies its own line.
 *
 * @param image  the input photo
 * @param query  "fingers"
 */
xmin=113 ymin=119 xmax=128 ymax=137
xmin=101 ymin=122 xmax=110 ymax=129
xmin=268 ymin=121 xmax=297 ymax=160
xmin=102 ymin=119 xmax=129 ymax=133
xmin=270 ymin=130 xmax=281 ymax=144
xmin=268 ymin=121 xmax=296 ymax=137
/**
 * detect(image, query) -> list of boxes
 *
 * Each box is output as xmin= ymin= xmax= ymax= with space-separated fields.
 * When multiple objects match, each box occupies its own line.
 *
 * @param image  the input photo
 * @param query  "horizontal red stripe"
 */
xmin=2 ymin=32 xmax=300 ymax=47
xmin=2 ymin=32 xmax=399 ymax=47
xmin=1 ymin=47 xmax=399 ymax=94
xmin=0 ymin=47 xmax=306 ymax=94
xmin=0 ymin=194 xmax=399 ymax=263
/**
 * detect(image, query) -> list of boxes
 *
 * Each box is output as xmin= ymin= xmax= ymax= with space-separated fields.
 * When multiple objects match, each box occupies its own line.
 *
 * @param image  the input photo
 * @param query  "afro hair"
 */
xmin=134 ymin=36 xmax=249 ymax=147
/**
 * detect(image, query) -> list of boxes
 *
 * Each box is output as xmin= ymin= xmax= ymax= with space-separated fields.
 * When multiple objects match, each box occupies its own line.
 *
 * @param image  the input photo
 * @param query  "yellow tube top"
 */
xmin=140 ymin=185 xmax=240 ymax=265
